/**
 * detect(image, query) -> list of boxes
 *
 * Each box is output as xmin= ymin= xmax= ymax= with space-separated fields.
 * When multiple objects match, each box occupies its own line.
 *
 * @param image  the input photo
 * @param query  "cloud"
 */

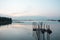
xmin=0 ymin=6 xmax=60 ymax=17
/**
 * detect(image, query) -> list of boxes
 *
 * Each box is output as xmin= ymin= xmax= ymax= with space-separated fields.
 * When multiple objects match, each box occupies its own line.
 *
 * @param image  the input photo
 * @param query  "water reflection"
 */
xmin=32 ymin=22 xmax=60 ymax=40
xmin=32 ymin=22 xmax=52 ymax=40
xmin=0 ymin=23 xmax=34 ymax=40
xmin=0 ymin=21 xmax=60 ymax=40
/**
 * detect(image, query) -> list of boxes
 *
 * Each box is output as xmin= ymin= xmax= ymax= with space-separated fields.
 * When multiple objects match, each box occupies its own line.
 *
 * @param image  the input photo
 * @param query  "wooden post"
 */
xmin=46 ymin=25 xmax=52 ymax=40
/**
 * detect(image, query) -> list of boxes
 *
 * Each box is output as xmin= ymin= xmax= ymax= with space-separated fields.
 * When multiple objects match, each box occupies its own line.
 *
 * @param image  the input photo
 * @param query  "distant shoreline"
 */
xmin=0 ymin=17 xmax=12 ymax=26
xmin=47 ymin=19 xmax=60 ymax=22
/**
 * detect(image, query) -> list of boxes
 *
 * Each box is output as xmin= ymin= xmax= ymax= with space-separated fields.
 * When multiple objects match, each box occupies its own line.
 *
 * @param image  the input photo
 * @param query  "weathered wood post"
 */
xmin=46 ymin=25 xmax=52 ymax=40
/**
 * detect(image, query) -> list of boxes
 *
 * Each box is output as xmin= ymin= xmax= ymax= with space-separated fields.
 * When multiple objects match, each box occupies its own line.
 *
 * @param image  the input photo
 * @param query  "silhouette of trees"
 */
xmin=0 ymin=17 xmax=12 ymax=25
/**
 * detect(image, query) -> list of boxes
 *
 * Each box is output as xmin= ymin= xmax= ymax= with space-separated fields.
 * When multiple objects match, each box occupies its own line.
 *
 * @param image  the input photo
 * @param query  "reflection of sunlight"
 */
xmin=0 ymin=24 xmax=22 ymax=30
xmin=0 ymin=28 xmax=8 ymax=30
xmin=0 ymin=24 xmax=32 ymax=30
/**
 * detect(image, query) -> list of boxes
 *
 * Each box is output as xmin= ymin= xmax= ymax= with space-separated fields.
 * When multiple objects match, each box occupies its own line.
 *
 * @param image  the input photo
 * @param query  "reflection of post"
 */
xmin=43 ymin=24 xmax=45 ymax=40
xmin=41 ymin=24 xmax=46 ymax=40
xmin=47 ymin=33 xmax=50 ymax=40
xmin=37 ymin=22 xmax=43 ymax=40
xmin=37 ymin=24 xmax=40 ymax=40
xmin=32 ymin=22 xmax=38 ymax=40
xmin=46 ymin=25 xmax=52 ymax=40
xmin=47 ymin=25 xmax=50 ymax=40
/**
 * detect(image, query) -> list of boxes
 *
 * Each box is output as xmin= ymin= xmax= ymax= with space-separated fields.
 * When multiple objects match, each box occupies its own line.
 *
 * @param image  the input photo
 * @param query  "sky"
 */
xmin=0 ymin=0 xmax=60 ymax=17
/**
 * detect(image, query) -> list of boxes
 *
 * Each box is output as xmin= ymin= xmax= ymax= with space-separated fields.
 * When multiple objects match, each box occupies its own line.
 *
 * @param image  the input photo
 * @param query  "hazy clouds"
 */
xmin=0 ymin=0 xmax=60 ymax=17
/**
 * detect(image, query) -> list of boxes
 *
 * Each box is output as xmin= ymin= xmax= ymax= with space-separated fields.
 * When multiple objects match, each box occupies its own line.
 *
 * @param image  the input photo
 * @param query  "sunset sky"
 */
xmin=0 ymin=0 xmax=60 ymax=17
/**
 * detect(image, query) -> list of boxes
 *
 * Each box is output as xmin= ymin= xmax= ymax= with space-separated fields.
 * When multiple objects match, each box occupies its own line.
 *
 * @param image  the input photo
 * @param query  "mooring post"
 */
xmin=43 ymin=24 xmax=45 ymax=40
xmin=41 ymin=24 xmax=46 ymax=40
xmin=37 ymin=24 xmax=40 ymax=40
xmin=46 ymin=25 xmax=52 ymax=40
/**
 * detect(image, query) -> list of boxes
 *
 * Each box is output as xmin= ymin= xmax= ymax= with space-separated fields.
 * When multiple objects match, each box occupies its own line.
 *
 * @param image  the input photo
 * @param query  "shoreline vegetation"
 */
xmin=0 ymin=17 xmax=12 ymax=26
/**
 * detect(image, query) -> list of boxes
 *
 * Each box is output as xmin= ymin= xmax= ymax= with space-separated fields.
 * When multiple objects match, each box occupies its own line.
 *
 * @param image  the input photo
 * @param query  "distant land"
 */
xmin=0 ymin=17 xmax=12 ymax=25
xmin=12 ymin=16 xmax=60 ymax=22
xmin=47 ymin=19 xmax=60 ymax=22
xmin=0 ymin=14 xmax=60 ymax=23
xmin=12 ymin=16 xmax=48 ymax=21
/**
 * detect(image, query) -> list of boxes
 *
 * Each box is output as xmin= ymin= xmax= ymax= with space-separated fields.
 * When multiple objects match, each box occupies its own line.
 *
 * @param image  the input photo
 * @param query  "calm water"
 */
xmin=0 ymin=21 xmax=60 ymax=40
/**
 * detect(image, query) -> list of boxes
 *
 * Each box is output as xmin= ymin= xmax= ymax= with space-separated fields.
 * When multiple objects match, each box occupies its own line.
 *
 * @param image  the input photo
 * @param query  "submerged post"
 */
xmin=41 ymin=24 xmax=46 ymax=40
xmin=37 ymin=24 xmax=40 ymax=40
xmin=33 ymin=22 xmax=52 ymax=40
xmin=46 ymin=25 xmax=52 ymax=40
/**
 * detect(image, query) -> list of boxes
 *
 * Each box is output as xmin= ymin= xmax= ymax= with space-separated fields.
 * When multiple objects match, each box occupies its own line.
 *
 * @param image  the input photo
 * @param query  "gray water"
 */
xmin=0 ymin=21 xmax=60 ymax=40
